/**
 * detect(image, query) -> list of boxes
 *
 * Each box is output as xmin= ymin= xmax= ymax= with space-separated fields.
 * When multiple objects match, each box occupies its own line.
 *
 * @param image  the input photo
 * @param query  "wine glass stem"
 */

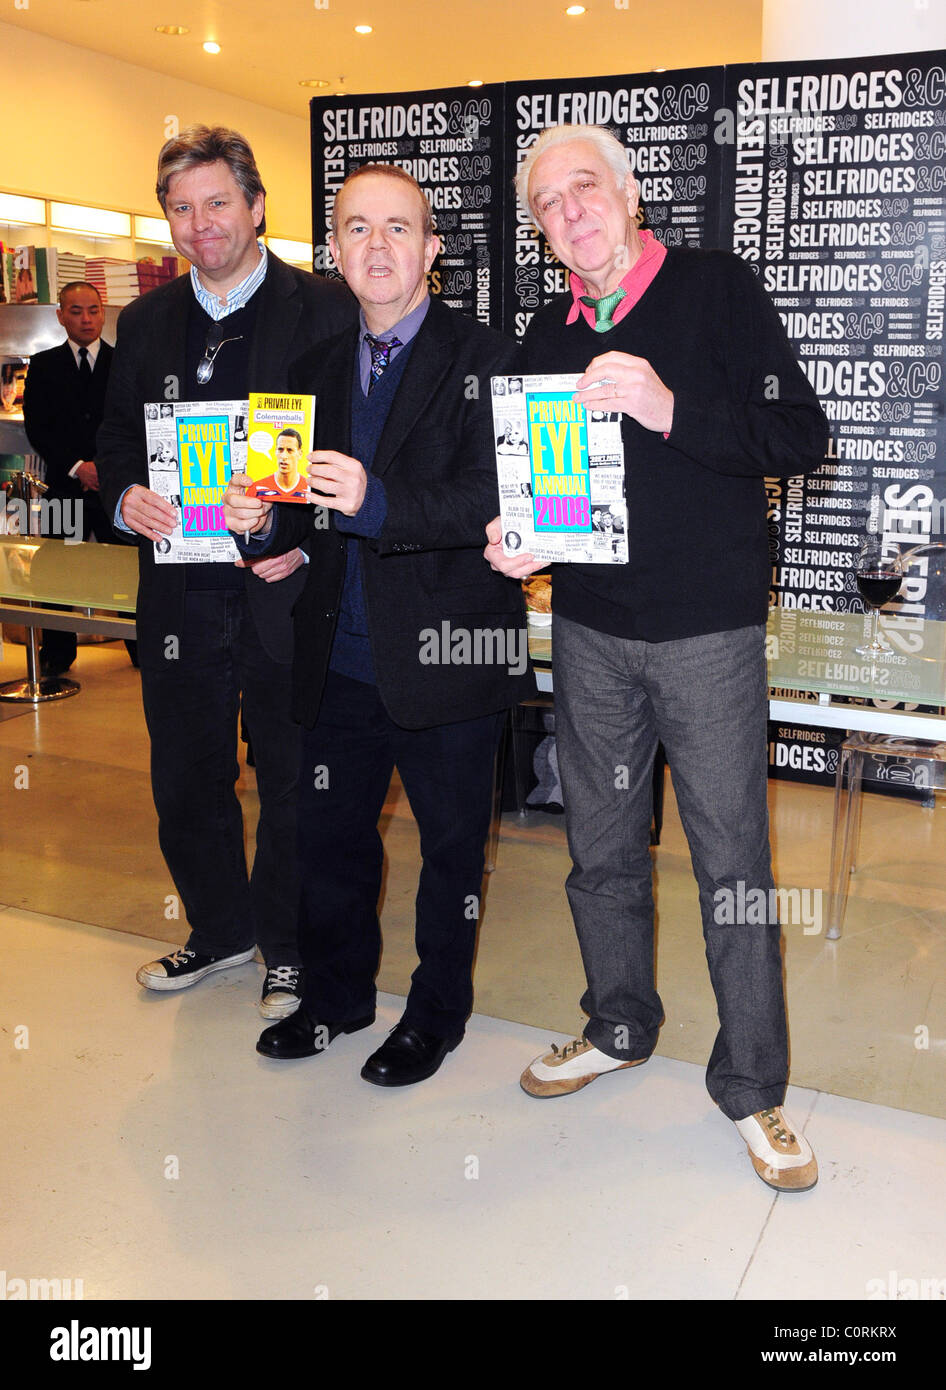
xmin=871 ymin=606 xmax=881 ymax=649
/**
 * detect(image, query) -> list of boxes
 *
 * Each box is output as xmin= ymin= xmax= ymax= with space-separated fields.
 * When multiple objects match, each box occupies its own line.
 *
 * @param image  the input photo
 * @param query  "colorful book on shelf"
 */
xmin=33 ymin=247 xmax=57 ymax=303
xmin=11 ymin=246 xmax=39 ymax=303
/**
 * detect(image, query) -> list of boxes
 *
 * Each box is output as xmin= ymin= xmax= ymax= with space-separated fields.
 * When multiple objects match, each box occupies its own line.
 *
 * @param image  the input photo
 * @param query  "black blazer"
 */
xmin=96 ymin=254 xmax=356 ymax=664
xmin=23 ymin=339 xmax=113 ymax=504
xmin=263 ymin=298 xmax=536 ymax=729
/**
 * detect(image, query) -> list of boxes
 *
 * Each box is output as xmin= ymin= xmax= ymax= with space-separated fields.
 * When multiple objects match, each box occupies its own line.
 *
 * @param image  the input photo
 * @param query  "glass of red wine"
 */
xmin=855 ymin=538 xmax=902 ymax=656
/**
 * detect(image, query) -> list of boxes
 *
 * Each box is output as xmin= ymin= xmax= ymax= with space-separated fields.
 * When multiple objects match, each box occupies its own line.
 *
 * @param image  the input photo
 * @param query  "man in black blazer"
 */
xmin=223 ymin=164 xmax=533 ymax=1085
xmin=97 ymin=126 xmax=355 ymax=1020
xmin=22 ymin=281 xmax=117 ymax=676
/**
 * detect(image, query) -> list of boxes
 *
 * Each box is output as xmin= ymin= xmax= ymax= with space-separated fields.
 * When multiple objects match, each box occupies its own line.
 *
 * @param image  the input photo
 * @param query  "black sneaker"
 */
xmin=136 ymin=946 xmax=256 ymax=991
xmin=260 ymin=965 xmax=304 ymax=1019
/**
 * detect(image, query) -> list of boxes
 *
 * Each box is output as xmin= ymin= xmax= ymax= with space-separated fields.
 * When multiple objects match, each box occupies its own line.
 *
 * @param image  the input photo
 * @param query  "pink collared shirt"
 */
xmin=565 ymin=228 xmax=667 ymax=329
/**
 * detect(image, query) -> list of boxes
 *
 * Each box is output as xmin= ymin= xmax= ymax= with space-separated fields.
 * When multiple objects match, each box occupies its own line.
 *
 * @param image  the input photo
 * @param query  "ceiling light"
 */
xmin=299 ymin=79 xmax=331 ymax=88
xmin=203 ymin=41 xmax=221 ymax=54
xmin=154 ymin=25 xmax=189 ymax=36
xmin=266 ymin=237 xmax=313 ymax=264
xmin=565 ymin=5 xmax=586 ymax=14
xmin=354 ymin=25 xmax=372 ymax=35
xmin=50 ymin=202 xmax=131 ymax=238
xmin=468 ymin=80 xmax=484 ymax=88
xmin=135 ymin=214 xmax=174 ymax=245
xmin=0 ymin=192 xmax=46 ymax=227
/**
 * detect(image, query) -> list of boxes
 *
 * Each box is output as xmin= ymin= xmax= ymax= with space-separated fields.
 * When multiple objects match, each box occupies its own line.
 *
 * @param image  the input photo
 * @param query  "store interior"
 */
xmin=2 ymin=0 xmax=946 ymax=1305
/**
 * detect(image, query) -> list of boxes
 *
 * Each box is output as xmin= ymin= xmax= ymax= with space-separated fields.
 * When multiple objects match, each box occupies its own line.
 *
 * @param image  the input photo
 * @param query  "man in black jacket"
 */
xmin=97 ymin=125 xmax=355 ymax=1020
xmin=224 ymin=164 xmax=533 ymax=1086
xmin=486 ymin=124 xmax=829 ymax=1191
xmin=22 ymin=281 xmax=124 ymax=676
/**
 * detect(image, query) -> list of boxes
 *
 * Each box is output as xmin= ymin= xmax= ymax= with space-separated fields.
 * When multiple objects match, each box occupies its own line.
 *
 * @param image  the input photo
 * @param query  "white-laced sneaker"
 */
xmin=735 ymin=1107 xmax=818 ymax=1191
xmin=260 ymin=965 xmax=303 ymax=1019
xmin=520 ymin=1036 xmax=646 ymax=1098
xmin=136 ymin=946 xmax=256 ymax=991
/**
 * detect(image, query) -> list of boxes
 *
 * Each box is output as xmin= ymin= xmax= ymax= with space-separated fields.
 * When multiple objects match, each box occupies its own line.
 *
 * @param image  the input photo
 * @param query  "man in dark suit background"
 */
xmin=22 ymin=281 xmax=124 ymax=676
xmin=223 ymin=164 xmax=533 ymax=1086
xmin=97 ymin=125 xmax=355 ymax=1020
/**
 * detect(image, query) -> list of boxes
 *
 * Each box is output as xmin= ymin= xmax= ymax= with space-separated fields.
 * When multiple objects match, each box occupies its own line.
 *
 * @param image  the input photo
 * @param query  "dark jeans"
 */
xmin=139 ymin=589 xmax=301 ymax=967
xmin=296 ymin=669 xmax=503 ymax=1040
xmin=553 ymin=614 xmax=787 ymax=1121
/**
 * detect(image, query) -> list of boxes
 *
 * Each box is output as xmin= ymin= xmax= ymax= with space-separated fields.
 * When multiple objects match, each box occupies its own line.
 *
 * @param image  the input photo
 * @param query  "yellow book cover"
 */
xmin=245 ymin=392 xmax=315 ymax=503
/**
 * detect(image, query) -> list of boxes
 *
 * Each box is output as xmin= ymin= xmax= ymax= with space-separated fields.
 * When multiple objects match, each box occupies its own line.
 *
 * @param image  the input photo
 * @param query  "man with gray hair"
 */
xmin=97 ymin=125 xmax=355 ymax=1021
xmin=486 ymin=123 xmax=828 ymax=1191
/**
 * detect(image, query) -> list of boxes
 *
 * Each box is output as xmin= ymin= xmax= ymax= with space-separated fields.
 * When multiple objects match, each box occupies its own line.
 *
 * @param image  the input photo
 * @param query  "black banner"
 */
xmin=309 ymin=85 xmax=505 ymax=325
xmin=719 ymin=54 xmax=946 ymax=621
xmin=718 ymin=53 xmax=946 ymax=777
xmin=501 ymin=68 xmax=726 ymax=338
xmin=309 ymin=53 xmax=946 ymax=788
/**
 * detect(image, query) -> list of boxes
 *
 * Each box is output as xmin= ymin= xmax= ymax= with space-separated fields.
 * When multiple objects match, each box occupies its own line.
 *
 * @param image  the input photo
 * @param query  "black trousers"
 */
xmin=296 ymin=669 xmax=503 ymax=1040
xmin=139 ymin=588 xmax=301 ymax=966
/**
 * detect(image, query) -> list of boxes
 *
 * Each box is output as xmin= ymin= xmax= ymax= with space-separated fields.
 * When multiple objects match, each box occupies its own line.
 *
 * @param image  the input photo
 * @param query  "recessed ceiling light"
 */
xmin=468 ymin=79 xmax=484 ymax=88
xmin=203 ymin=40 xmax=221 ymax=55
xmin=565 ymin=5 xmax=585 ymax=14
xmin=155 ymin=25 xmax=189 ymax=36
xmin=354 ymin=25 xmax=373 ymax=35
xmin=299 ymin=78 xmax=331 ymax=88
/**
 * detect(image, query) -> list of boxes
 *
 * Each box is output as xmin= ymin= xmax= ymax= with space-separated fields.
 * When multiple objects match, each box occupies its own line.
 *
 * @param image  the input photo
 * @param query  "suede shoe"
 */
xmin=257 ymin=1007 xmax=374 ymax=1060
xmin=735 ymin=1107 xmax=818 ymax=1192
xmin=360 ymin=1022 xmax=460 ymax=1087
xmin=520 ymin=1035 xmax=647 ymax=1097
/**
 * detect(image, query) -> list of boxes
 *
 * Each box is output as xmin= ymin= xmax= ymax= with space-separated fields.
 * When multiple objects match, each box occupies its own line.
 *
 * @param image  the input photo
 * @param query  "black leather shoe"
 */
xmin=257 ymin=1007 xmax=374 ymax=1060
xmin=360 ymin=1022 xmax=460 ymax=1087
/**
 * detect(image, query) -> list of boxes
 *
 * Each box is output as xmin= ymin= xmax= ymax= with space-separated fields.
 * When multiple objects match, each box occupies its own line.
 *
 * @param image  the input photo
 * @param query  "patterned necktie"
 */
xmin=365 ymin=333 xmax=402 ymax=391
xmin=579 ymin=287 xmax=627 ymax=333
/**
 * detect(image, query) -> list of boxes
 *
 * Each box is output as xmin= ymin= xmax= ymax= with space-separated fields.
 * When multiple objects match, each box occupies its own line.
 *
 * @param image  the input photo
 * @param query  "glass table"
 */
xmin=0 ymin=535 xmax=138 ymax=702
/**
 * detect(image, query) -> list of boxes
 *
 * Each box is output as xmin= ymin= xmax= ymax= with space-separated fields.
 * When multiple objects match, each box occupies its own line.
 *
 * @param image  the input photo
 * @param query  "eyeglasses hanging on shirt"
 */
xmin=196 ymin=322 xmax=244 ymax=385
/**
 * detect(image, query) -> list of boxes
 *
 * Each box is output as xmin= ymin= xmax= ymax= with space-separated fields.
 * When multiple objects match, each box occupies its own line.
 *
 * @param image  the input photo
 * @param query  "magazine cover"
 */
xmin=12 ymin=246 xmax=38 ymax=304
xmin=491 ymin=373 xmax=628 ymax=564
xmin=144 ymin=399 xmax=245 ymax=563
xmin=245 ymin=392 xmax=316 ymax=503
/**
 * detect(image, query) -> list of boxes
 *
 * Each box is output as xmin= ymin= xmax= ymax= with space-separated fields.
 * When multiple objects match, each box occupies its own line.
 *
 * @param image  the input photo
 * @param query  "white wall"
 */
xmin=0 ymin=22 xmax=312 ymax=241
xmin=763 ymin=0 xmax=946 ymax=60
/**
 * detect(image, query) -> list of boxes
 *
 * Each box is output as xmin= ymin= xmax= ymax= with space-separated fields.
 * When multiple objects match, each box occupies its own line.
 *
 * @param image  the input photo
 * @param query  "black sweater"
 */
xmin=522 ymin=247 xmax=829 ymax=642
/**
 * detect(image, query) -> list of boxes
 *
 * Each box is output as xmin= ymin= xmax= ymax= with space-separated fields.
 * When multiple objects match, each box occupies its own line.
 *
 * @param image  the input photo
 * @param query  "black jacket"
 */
xmin=23 ymin=339 xmax=113 ymax=536
xmin=258 ymin=298 xmax=536 ymax=729
xmin=96 ymin=254 xmax=356 ymax=663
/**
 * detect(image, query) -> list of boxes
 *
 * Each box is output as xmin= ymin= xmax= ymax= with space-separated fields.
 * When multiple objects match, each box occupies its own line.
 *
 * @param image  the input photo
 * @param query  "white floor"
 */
xmin=3 ymin=907 xmax=944 ymax=1303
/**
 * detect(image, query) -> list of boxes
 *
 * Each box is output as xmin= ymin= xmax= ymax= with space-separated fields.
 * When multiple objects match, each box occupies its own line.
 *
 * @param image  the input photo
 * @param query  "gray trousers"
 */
xmin=553 ymin=613 xmax=788 ymax=1121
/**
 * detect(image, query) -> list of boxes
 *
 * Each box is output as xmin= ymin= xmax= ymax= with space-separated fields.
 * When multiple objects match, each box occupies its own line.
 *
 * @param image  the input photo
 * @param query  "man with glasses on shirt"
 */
xmin=97 ymin=125 xmax=354 ymax=1023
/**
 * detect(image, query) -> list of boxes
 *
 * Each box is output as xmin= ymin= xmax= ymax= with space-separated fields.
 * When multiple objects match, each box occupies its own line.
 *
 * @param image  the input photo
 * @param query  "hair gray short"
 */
xmin=156 ymin=125 xmax=267 ymax=235
xmin=514 ymin=124 xmax=631 ymax=223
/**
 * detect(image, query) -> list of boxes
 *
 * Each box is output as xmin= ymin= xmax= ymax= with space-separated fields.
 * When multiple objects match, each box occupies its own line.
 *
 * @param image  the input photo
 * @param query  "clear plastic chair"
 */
xmin=827 ymin=733 xmax=946 ymax=938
